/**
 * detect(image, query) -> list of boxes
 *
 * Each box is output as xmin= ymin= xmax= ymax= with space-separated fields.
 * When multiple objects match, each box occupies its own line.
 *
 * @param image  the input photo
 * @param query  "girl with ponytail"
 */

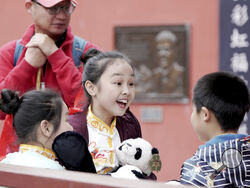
xmin=0 ymin=89 xmax=72 ymax=169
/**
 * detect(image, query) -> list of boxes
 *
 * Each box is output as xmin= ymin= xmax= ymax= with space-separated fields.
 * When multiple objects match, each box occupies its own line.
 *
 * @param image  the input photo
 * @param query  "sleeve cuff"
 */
xmin=47 ymin=49 xmax=70 ymax=69
xmin=18 ymin=60 xmax=38 ymax=74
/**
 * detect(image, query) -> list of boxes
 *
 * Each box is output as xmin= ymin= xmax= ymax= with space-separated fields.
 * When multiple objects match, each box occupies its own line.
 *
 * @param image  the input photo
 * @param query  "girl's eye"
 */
xmin=113 ymin=82 xmax=122 ymax=86
xmin=129 ymin=82 xmax=134 ymax=86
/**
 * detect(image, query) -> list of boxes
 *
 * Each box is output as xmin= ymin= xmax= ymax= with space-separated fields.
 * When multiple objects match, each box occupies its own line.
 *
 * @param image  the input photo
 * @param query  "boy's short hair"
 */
xmin=193 ymin=72 xmax=250 ymax=131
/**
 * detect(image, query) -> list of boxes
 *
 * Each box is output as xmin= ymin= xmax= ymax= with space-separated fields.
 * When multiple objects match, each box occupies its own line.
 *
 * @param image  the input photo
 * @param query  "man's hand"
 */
xmin=26 ymin=33 xmax=58 ymax=57
xmin=24 ymin=47 xmax=47 ymax=68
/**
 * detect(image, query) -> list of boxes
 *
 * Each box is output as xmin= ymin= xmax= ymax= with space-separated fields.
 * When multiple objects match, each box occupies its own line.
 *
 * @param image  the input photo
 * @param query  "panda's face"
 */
xmin=115 ymin=138 xmax=153 ymax=175
xmin=118 ymin=143 xmax=142 ymax=160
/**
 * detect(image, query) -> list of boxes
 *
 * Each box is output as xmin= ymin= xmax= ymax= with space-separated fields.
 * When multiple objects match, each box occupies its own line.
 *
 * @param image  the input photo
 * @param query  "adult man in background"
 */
xmin=0 ymin=0 xmax=97 ymax=120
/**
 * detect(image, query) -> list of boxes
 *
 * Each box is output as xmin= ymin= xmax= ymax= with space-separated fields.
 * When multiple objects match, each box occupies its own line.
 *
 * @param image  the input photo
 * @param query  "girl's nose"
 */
xmin=122 ymin=85 xmax=129 ymax=95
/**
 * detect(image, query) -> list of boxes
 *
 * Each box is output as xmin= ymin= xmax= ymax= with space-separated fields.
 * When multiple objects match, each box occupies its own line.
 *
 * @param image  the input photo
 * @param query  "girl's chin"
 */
xmin=114 ymin=108 xmax=127 ymax=116
xmin=116 ymin=111 xmax=126 ymax=116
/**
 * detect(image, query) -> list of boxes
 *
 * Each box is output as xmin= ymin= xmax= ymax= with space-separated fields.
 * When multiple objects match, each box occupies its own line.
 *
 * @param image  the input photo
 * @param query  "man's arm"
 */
xmin=0 ymin=41 xmax=42 ymax=94
xmin=26 ymin=33 xmax=98 ymax=107
xmin=0 ymin=41 xmax=46 ymax=119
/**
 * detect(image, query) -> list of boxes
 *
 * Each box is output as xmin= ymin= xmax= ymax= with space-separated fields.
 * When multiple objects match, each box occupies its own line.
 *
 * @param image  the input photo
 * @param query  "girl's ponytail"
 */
xmin=0 ymin=89 xmax=21 ymax=115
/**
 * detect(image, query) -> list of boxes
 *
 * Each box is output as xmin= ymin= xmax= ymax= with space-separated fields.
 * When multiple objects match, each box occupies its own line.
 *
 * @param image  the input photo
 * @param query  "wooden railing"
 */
xmin=0 ymin=163 xmax=191 ymax=188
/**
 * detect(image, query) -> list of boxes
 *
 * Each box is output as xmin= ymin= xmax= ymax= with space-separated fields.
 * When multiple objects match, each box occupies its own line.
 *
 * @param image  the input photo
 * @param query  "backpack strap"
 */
xmin=13 ymin=39 xmax=24 ymax=66
xmin=72 ymin=35 xmax=87 ymax=67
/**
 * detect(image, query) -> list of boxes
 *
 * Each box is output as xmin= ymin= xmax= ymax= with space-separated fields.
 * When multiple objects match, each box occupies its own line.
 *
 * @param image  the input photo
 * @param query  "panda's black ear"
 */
xmin=152 ymin=147 xmax=159 ymax=154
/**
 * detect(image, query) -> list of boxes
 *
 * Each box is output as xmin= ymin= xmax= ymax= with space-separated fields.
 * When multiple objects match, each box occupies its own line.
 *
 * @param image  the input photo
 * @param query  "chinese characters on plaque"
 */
xmin=220 ymin=0 xmax=250 ymax=134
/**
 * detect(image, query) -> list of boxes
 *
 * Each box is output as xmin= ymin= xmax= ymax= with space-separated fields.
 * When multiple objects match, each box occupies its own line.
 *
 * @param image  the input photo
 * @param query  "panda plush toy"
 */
xmin=111 ymin=138 xmax=162 ymax=180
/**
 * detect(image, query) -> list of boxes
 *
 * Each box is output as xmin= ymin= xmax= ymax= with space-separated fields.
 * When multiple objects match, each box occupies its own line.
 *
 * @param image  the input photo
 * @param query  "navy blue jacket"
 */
xmin=180 ymin=134 xmax=250 ymax=187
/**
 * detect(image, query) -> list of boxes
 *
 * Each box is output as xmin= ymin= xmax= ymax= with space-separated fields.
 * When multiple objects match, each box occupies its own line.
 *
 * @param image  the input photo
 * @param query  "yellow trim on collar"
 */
xmin=19 ymin=144 xmax=56 ymax=160
xmin=87 ymin=105 xmax=116 ymax=135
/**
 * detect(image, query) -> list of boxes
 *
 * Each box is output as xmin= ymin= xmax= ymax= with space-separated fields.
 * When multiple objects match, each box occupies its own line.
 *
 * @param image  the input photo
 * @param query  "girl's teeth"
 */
xmin=119 ymin=100 xmax=127 ymax=103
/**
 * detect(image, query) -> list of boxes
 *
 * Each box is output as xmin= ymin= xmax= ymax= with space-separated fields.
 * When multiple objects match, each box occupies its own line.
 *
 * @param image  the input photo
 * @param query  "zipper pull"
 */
xmin=41 ymin=82 xmax=45 ymax=90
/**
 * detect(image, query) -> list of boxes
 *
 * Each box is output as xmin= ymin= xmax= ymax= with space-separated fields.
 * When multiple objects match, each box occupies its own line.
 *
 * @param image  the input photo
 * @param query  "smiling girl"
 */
xmin=68 ymin=51 xmax=142 ymax=174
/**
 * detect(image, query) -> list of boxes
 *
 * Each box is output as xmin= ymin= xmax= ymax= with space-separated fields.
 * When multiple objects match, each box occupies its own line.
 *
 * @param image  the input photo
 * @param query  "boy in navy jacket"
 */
xmin=180 ymin=72 xmax=250 ymax=187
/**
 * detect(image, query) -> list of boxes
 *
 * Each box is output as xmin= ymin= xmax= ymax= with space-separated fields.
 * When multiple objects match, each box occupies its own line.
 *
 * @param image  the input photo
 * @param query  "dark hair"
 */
xmin=80 ymin=48 xmax=101 ymax=65
xmin=193 ymin=72 xmax=250 ymax=131
xmin=0 ymin=89 xmax=63 ymax=143
xmin=52 ymin=131 xmax=96 ymax=173
xmin=81 ymin=50 xmax=134 ymax=99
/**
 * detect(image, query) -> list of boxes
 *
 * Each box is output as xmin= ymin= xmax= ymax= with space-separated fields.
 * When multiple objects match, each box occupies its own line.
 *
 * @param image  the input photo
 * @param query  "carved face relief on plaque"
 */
xmin=115 ymin=25 xmax=190 ymax=103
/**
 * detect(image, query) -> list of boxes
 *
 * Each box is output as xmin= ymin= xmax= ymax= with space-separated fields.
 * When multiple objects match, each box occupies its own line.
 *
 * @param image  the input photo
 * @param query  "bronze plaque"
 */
xmin=115 ymin=25 xmax=190 ymax=103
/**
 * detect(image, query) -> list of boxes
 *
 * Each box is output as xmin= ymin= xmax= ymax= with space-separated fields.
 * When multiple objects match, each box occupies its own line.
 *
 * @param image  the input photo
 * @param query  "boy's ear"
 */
xmin=201 ymin=107 xmax=211 ymax=121
xmin=85 ymin=80 xmax=97 ymax=96
xmin=40 ymin=120 xmax=54 ymax=138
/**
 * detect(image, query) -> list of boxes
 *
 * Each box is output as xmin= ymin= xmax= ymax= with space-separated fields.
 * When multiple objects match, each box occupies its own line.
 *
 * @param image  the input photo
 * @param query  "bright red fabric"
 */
xmin=68 ymin=85 xmax=85 ymax=115
xmin=0 ymin=115 xmax=18 ymax=160
xmin=0 ymin=24 xmax=97 ymax=119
